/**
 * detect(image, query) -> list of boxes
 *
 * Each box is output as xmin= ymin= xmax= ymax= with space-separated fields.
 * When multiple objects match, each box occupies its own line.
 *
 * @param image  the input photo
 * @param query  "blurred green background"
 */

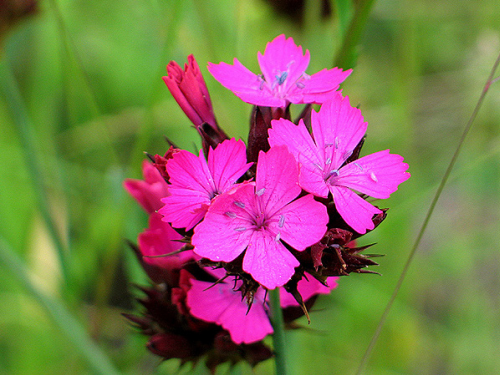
xmin=1 ymin=0 xmax=500 ymax=374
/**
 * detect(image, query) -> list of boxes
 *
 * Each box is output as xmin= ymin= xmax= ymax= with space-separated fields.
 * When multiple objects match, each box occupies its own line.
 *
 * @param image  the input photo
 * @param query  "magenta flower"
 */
xmin=208 ymin=34 xmax=352 ymax=107
xmin=159 ymin=138 xmax=252 ymax=231
xmin=268 ymin=93 xmax=410 ymax=234
xmin=124 ymin=160 xmax=170 ymax=214
xmin=164 ymin=54 xmax=218 ymax=128
xmin=164 ymin=55 xmax=228 ymax=150
xmin=187 ymin=268 xmax=338 ymax=344
xmin=192 ymin=146 xmax=328 ymax=289
xmin=187 ymin=269 xmax=273 ymax=344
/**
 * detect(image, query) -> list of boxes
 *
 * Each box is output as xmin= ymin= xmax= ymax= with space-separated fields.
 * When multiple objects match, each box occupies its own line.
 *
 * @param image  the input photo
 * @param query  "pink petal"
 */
xmin=242 ymin=231 xmax=299 ymax=289
xmin=255 ymin=146 xmax=301 ymax=217
xmin=208 ymin=139 xmax=252 ymax=193
xmin=330 ymin=185 xmax=382 ymax=234
xmin=268 ymin=119 xmax=329 ymax=197
xmin=287 ymin=68 xmax=352 ymax=104
xmin=160 ymin=149 xmax=213 ymax=229
xmin=187 ymin=279 xmax=273 ymax=344
xmin=124 ymin=160 xmax=169 ymax=214
xmin=138 ymin=213 xmax=192 ymax=283
xmin=208 ymin=59 xmax=283 ymax=107
xmin=337 ymin=150 xmax=410 ymax=199
xmin=272 ymin=194 xmax=328 ymax=251
xmin=192 ymin=183 xmax=256 ymax=262
xmin=311 ymin=93 xmax=367 ymax=168
xmin=280 ymin=275 xmax=339 ymax=308
xmin=257 ymin=35 xmax=310 ymax=95
xmin=159 ymin=191 xmax=208 ymax=230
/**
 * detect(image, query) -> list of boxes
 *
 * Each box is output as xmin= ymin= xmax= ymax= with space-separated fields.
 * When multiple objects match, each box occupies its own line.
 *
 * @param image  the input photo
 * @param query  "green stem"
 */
xmin=333 ymin=0 xmax=376 ymax=70
xmin=355 ymin=51 xmax=500 ymax=375
xmin=269 ymin=288 xmax=288 ymax=375
xmin=0 ymin=237 xmax=120 ymax=375
xmin=0 ymin=59 xmax=70 ymax=284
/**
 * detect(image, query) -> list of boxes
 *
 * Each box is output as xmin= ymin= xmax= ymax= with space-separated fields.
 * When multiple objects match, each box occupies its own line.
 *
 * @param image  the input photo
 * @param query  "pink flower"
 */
xmin=159 ymin=138 xmax=252 ymax=231
xmin=186 ymin=268 xmax=338 ymax=344
xmin=208 ymin=34 xmax=351 ymax=107
xmin=138 ymin=213 xmax=193 ymax=283
xmin=164 ymin=54 xmax=218 ymax=129
xmin=268 ymin=93 xmax=410 ymax=234
xmin=187 ymin=269 xmax=273 ymax=344
xmin=192 ymin=146 xmax=328 ymax=289
xmin=164 ymin=55 xmax=228 ymax=150
xmin=124 ymin=160 xmax=169 ymax=214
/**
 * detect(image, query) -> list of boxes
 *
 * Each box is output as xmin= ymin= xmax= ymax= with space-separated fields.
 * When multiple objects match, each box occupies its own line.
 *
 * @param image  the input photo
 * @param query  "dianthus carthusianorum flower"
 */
xmin=192 ymin=146 xmax=328 ymax=289
xmin=187 ymin=268 xmax=338 ymax=344
xmin=159 ymin=138 xmax=252 ymax=231
xmin=269 ymin=93 xmax=410 ymax=234
xmin=208 ymin=34 xmax=351 ymax=107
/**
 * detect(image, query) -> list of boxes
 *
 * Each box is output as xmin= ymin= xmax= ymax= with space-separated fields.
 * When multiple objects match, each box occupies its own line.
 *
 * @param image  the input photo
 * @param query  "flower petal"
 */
xmin=124 ymin=160 xmax=169 ymax=214
xmin=160 ymin=149 xmax=213 ymax=229
xmin=208 ymin=138 xmax=252 ymax=193
xmin=255 ymin=146 xmax=301 ymax=217
xmin=287 ymin=67 xmax=352 ymax=104
xmin=192 ymin=183 xmax=256 ymax=262
xmin=268 ymin=119 xmax=329 ymax=197
xmin=273 ymin=194 xmax=328 ymax=251
xmin=330 ymin=185 xmax=382 ymax=234
xmin=243 ymin=231 xmax=299 ymax=289
xmin=257 ymin=34 xmax=310 ymax=97
xmin=338 ymin=150 xmax=410 ymax=199
xmin=187 ymin=279 xmax=273 ymax=344
xmin=311 ymin=93 xmax=367 ymax=169
xmin=208 ymin=59 xmax=283 ymax=107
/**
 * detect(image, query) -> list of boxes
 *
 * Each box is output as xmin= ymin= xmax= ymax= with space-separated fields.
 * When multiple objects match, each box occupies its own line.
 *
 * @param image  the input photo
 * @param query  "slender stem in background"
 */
xmin=333 ymin=0 xmax=376 ymax=70
xmin=0 ymin=237 xmax=120 ymax=375
xmin=0 ymin=59 xmax=70 ymax=284
xmin=269 ymin=288 xmax=288 ymax=375
xmin=355 ymin=51 xmax=500 ymax=375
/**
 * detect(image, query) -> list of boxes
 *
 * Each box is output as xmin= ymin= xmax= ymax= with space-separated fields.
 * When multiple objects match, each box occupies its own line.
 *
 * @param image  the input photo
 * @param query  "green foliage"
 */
xmin=1 ymin=0 xmax=500 ymax=374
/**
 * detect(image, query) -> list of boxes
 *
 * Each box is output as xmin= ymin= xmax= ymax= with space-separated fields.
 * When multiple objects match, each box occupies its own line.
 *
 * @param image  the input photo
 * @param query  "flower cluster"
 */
xmin=124 ymin=34 xmax=409 ymax=369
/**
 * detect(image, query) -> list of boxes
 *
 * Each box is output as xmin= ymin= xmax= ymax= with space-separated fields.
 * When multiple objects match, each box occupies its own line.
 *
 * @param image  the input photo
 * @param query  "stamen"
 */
xmin=325 ymin=157 xmax=331 ymax=165
xmin=354 ymin=162 xmax=363 ymax=171
xmin=234 ymin=201 xmax=245 ymax=208
xmin=335 ymin=137 xmax=339 ymax=149
xmin=275 ymin=232 xmax=281 ymax=242
xmin=369 ymin=172 xmax=378 ymax=182
xmin=278 ymin=215 xmax=285 ymax=228
xmin=275 ymin=71 xmax=288 ymax=85
xmin=255 ymin=188 xmax=266 ymax=196
xmin=296 ymin=81 xmax=305 ymax=89
xmin=225 ymin=211 xmax=236 ymax=218
xmin=234 ymin=227 xmax=247 ymax=232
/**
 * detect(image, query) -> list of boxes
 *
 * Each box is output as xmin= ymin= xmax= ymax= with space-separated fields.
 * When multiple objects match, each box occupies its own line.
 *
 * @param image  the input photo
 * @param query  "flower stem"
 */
xmin=0 ymin=58 xmax=70 ymax=284
xmin=355 ymin=50 xmax=500 ymax=374
xmin=269 ymin=288 xmax=288 ymax=375
xmin=333 ymin=0 xmax=376 ymax=70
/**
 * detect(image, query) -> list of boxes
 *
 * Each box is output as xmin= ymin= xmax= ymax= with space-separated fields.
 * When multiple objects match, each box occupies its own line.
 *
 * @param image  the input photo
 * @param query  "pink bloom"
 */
xmin=208 ymin=34 xmax=351 ymax=107
xmin=164 ymin=55 xmax=228 ymax=151
xmin=187 ymin=271 xmax=273 ymax=344
xmin=138 ymin=213 xmax=193 ymax=283
xmin=186 ymin=268 xmax=338 ymax=344
xmin=192 ymin=146 xmax=328 ymax=289
xmin=164 ymin=54 xmax=217 ymax=128
xmin=268 ymin=93 xmax=410 ymax=234
xmin=124 ymin=160 xmax=169 ymax=214
xmin=159 ymin=138 xmax=252 ymax=231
